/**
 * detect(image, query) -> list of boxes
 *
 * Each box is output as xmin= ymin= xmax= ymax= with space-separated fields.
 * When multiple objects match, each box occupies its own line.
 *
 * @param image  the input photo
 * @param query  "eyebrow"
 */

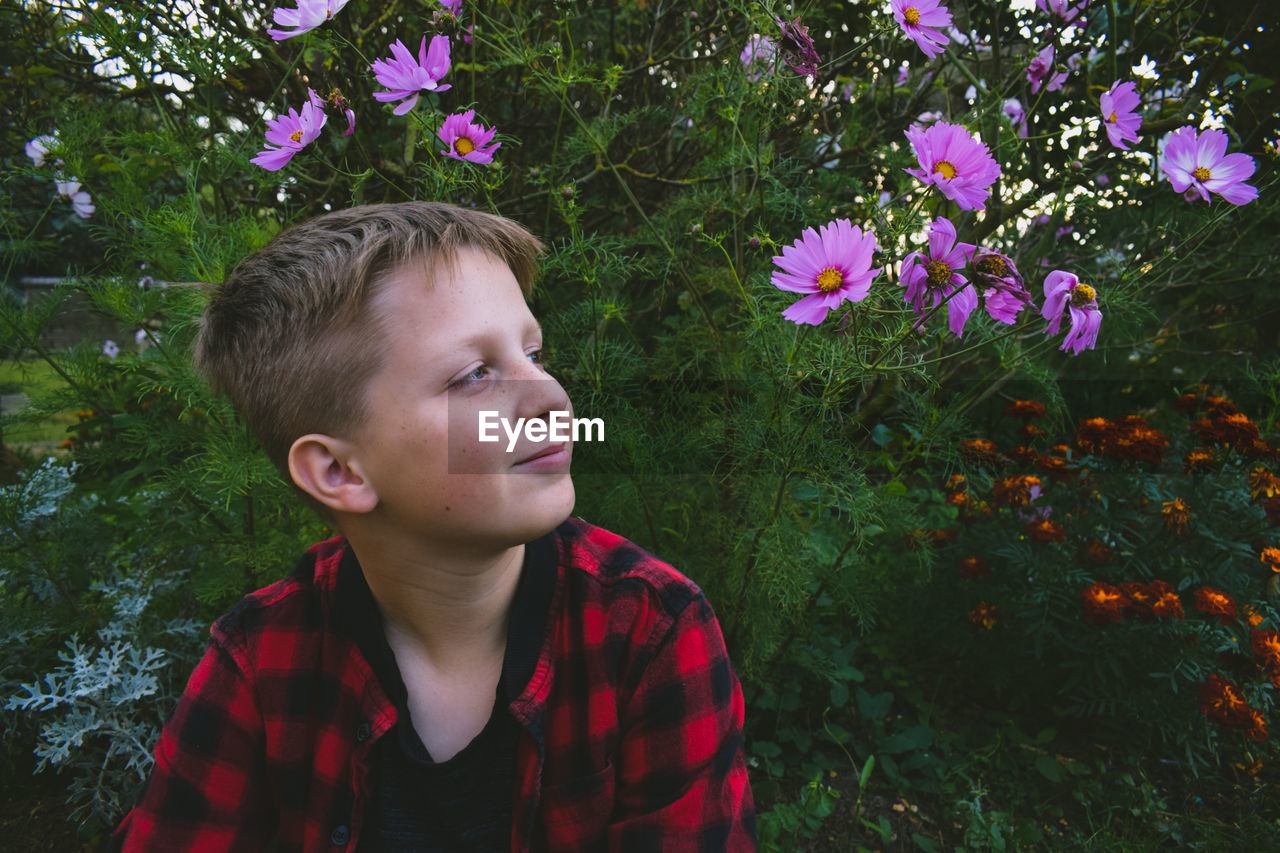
xmin=450 ymin=318 xmax=543 ymax=353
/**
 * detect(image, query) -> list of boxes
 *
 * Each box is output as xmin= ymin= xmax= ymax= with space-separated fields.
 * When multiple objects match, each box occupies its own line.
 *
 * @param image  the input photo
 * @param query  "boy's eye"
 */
xmin=528 ymin=349 xmax=543 ymax=365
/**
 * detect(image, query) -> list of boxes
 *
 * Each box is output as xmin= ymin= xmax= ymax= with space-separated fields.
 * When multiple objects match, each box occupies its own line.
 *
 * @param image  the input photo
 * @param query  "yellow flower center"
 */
xmin=289 ymin=129 xmax=303 ymax=143
xmin=1192 ymin=165 xmax=1212 ymax=182
xmin=455 ymin=137 xmax=476 ymax=155
xmin=933 ymin=160 xmax=958 ymax=180
xmin=976 ymin=254 xmax=1008 ymax=276
xmin=1070 ymin=283 xmax=1096 ymax=306
xmin=1106 ymin=111 xmax=1117 ymax=123
xmin=904 ymin=6 xmax=921 ymax=24
xmin=816 ymin=267 xmax=844 ymax=292
xmin=925 ymin=260 xmax=952 ymax=286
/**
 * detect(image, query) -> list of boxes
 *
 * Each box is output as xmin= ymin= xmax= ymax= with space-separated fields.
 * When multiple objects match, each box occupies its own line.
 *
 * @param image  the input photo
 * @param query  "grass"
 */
xmin=0 ymin=358 xmax=79 ymax=446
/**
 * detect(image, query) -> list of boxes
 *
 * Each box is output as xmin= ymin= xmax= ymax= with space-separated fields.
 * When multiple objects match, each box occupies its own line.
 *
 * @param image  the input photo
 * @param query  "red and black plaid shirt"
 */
xmin=110 ymin=517 xmax=756 ymax=851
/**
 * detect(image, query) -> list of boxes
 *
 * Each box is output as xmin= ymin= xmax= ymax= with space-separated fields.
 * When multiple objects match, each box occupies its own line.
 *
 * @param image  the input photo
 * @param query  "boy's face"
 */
xmin=346 ymin=247 xmax=575 ymax=551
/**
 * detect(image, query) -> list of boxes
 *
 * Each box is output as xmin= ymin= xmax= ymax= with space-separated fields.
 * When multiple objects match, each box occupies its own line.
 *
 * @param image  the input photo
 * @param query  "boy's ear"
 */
xmin=288 ymin=434 xmax=379 ymax=515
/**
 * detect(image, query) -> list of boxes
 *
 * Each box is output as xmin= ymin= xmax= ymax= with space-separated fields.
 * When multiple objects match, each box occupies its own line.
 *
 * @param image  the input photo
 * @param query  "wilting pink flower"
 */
xmin=371 ymin=35 xmax=452 ymax=115
xmin=1100 ymin=80 xmax=1142 ymax=150
xmin=1002 ymin=98 xmax=1027 ymax=137
xmin=438 ymin=110 xmax=501 ymax=163
xmin=1042 ymin=270 xmax=1101 ymax=354
xmin=1037 ymin=0 xmax=1087 ymax=29
xmin=890 ymin=0 xmax=953 ymax=59
xmin=896 ymin=63 xmax=910 ymax=85
xmin=438 ymin=0 xmax=462 ymax=13
xmin=251 ymin=89 xmax=327 ymax=171
xmin=25 ymin=134 xmax=58 ymax=167
xmin=900 ymin=217 xmax=978 ymax=337
xmin=740 ymin=34 xmax=777 ymax=82
xmin=55 ymin=180 xmax=94 ymax=218
xmin=267 ymin=0 xmax=349 ymax=41
xmin=970 ymin=249 xmax=1033 ymax=324
xmin=1160 ymin=126 xmax=1258 ymax=205
xmin=904 ymin=120 xmax=1002 ymax=211
xmin=1027 ymin=46 xmax=1070 ymax=94
xmin=775 ymin=15 xmax=821 ymax=77
xmin=771 ymin=219 xmax=880 ymax=325
xmin=320 ymin=89 xmax=356 ymax=136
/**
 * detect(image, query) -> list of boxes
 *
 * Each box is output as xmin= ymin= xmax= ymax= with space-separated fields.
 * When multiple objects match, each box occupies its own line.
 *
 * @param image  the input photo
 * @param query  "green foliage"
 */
xmin=1 ymin=0 xmax=1278 ymax=845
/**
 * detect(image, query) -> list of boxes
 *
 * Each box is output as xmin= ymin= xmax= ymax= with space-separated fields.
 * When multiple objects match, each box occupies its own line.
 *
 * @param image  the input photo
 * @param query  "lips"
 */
xmin=514 ymin=442 xmax=571 ymax=467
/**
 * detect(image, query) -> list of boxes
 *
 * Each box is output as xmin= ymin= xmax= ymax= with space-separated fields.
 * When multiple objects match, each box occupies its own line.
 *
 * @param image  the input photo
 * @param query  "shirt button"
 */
xmin=355 ymin=722 xmax=371 ymax=742
xmin=331 ymin=825 xmax=350 ymax=846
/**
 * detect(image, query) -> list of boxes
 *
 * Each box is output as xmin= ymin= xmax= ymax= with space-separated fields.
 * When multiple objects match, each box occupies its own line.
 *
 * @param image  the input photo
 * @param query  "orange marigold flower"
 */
xmin=1198 ymin=673 xmax=1251 ymax=726
xmin=1203 ymin=395 xmax=1239 ymax=418
xmin=1161 ymin=498 xmax=1191 ymax=534
xmin=1150 ymin=582 xmax=1184 ymax=620
xmin=945 ymin=474 xmax=967 ymax=493
xmin=933 ymin=528 xmax=958 ymax=545
xmin=1019 ymin=424 xmax=1046 ymax=441
xmin=957 ymin=556 xmax=990 ymax=578
xmin=1261 ymin=547 xmax=1280 ymax=573
xmin=960 ymin=438 xmax=1002 ymax=467
xmin=1194 ymin=586 xmax=1238 ymax=625
xmin=1174 ymin=393 xmax=1200 ymax=414
xmin=969 ymin=602 xmax=998 ymax=630
xmin=1003 ymin=399 xmax=1046 ymax=419
xmin=1251 ymin=629 xmax=1280 ymax=668
xmin=1243 ymin=604 xmax=1264 ymax=627
xmin=1269 ymin=665 xmax=1280 ymax=691
xmin=1183 ymin=447 xmax=1216 ymax=473
xmin=1121 ymin=581 xmax=1157 ymax=619
xmin=1250 ymin=468 xmax=1280 ymax=501
xmin=1026 ymin=518 xmax=1066 ymax=543
xmin=1084 ymin=538 xmax=1113 ymax=566
xmin=1246 ymin=439 xmax=1278 ymax=460
xmin=1243 ymin=707 xmax=1269 ymax=743
xmin=1235 ymin=757 xmax=1264 ymax=776
xmin=1193 ymin=413 xmax=1260 ymax=451
xmin=1077 ymin=417 xmax=1114 ymax=454
xmin=991 ymin=474 xmax=1042 ymax=507
xmin=947 ymin=491 xmax=975 ymax=508
xmin=1082 ymin=582 xmax=1130 ymax=624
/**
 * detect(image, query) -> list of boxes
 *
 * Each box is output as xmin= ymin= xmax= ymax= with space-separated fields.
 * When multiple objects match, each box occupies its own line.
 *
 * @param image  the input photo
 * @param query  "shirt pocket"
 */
xmin=538 ymin=762 xmax=615 ymax=848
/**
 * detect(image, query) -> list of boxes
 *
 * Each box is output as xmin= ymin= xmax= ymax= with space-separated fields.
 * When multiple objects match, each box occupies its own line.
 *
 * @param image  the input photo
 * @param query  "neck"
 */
xmin=345 ymin=530 xmax=525 ymax=669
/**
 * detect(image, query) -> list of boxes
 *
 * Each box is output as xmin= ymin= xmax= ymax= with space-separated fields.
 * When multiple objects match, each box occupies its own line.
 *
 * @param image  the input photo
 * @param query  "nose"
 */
xmin=513 ymin=357 xmax=572 ymax=424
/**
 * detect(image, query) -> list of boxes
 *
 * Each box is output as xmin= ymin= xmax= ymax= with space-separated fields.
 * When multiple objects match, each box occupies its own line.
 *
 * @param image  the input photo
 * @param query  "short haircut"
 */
xmin=194 ymin=201 xmax=544 ymax=477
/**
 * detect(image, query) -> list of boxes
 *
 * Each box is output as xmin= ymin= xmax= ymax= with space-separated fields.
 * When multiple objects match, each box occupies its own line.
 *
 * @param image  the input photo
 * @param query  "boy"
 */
xmin=109 ymin=202 xmax=755 ymax=851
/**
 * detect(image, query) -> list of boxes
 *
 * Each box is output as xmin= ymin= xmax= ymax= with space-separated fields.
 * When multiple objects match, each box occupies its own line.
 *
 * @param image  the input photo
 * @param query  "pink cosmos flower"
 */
xmin=251 ymin=89 xmax=327 ymax=171
xmin=775 ymin=15 xmax=821 ymax=77
xmin=890 ymin=0 xmax=953 ymax=60
xmin=1027 ymin=45 xmax=1069 ymax=94
xmin=740 ymin=34 xmax=778 ymax=82
xmin=1002 ymin=98 xmax=1027 ymax=137
xmin=438 ymin=110 xmax=501 ymax=163
xmin=267 ymin=0 xmax=349 ymax=41
xmin=899 ymin=217 xmax=978 ymax=338
xmin=1042 ymin=270 xmax=1102 ymax=355
xmin=55 ymin=180 xmax=94 ymax=218
xmin=904 ymin=121 xmax=1002 ymax=211
xmin=1160 ymin=126 xmax=1258 ymax=205
xmin=970 ymin=249 xmax=1033 ymax=324
xmin=371 ymin=35 xmax=452 ymax=115
xmin=25 ymin=134 xmax=58 ymax=167
xmin=1036 ymin=0 xmax=1087 ymax=29
xmin=771 ymin=219 xmax=880 ymax=326
xmin=1100 ymin=80 xmax=1142 ymax=150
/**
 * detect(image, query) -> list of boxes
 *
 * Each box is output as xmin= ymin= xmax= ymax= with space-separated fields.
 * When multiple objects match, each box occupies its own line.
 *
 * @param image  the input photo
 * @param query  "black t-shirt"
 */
xmin=337 ymin=534 xmax=558 ymax=852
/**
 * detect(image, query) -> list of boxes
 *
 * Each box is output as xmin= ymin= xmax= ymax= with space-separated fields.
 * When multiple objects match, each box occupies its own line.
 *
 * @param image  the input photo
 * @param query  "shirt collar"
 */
xmin=335 ymin=533 xmax=558 ymax=706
